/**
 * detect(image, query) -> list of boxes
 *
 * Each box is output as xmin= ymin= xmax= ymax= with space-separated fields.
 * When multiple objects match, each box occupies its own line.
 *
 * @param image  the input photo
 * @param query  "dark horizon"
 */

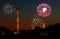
xmin=0 ymin=22 xmax=60 ymax=31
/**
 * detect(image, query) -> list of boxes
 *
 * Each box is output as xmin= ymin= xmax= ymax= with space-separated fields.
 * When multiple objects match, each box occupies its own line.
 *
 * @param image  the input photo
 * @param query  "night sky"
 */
xmin=0 ymin=0 xmax=60 ymax=30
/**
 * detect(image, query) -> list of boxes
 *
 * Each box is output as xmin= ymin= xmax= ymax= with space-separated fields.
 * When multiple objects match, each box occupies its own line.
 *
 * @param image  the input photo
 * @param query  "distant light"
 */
xmin=2 ymin=32 xmax=5 ymax=35
xmin=14 ymin=32 xmax=17 ymax=35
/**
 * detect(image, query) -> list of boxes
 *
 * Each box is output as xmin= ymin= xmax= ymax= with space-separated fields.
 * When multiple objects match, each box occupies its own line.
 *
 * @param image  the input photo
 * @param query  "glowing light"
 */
xmin=3 ymin=4 xmax=14 ymax=14
xmin=16 ymin=8 xmax=19 ymax=34
xmin=14 ymin=32 xmax=17 ymax=35
xmin=37 ymin=3 xmax=51 ymax=17
xmin=2 ymin=32 xmax=5 ymax=35
xmin=31 ymin=18 xmax=46 ymax=29
xmin=43 ymin=7 xmax=47 ymax=13
xmin=41 ymin=23 xmax=45 ymax=28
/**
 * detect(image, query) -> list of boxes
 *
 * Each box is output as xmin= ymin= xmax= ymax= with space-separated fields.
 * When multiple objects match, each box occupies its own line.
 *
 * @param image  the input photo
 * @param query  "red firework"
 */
xmin=37 ymin=3 xmax=51 ymax=17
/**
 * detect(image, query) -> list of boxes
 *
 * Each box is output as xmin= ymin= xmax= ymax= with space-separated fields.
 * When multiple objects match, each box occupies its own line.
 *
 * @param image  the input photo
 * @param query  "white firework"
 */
xmin=43 ymin=7 xmax=47 ymax=13
xmin=3 ymin=4 xmax=14 ymax=14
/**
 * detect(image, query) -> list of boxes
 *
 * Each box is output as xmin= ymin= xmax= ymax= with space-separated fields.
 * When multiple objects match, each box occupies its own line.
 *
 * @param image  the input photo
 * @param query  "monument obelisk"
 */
xmin=16 ymin=8 xmax=19 ymax=34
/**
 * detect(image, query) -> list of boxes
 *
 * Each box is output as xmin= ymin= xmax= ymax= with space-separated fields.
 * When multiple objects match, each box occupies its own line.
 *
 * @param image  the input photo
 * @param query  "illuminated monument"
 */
xmin=16 ymin=8 xmax=19 ymax=34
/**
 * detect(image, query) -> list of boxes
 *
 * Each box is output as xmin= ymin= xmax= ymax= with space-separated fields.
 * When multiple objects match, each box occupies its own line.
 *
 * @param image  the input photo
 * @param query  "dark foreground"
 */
xmin=0 ymin=23 xmax=60 ymax=39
